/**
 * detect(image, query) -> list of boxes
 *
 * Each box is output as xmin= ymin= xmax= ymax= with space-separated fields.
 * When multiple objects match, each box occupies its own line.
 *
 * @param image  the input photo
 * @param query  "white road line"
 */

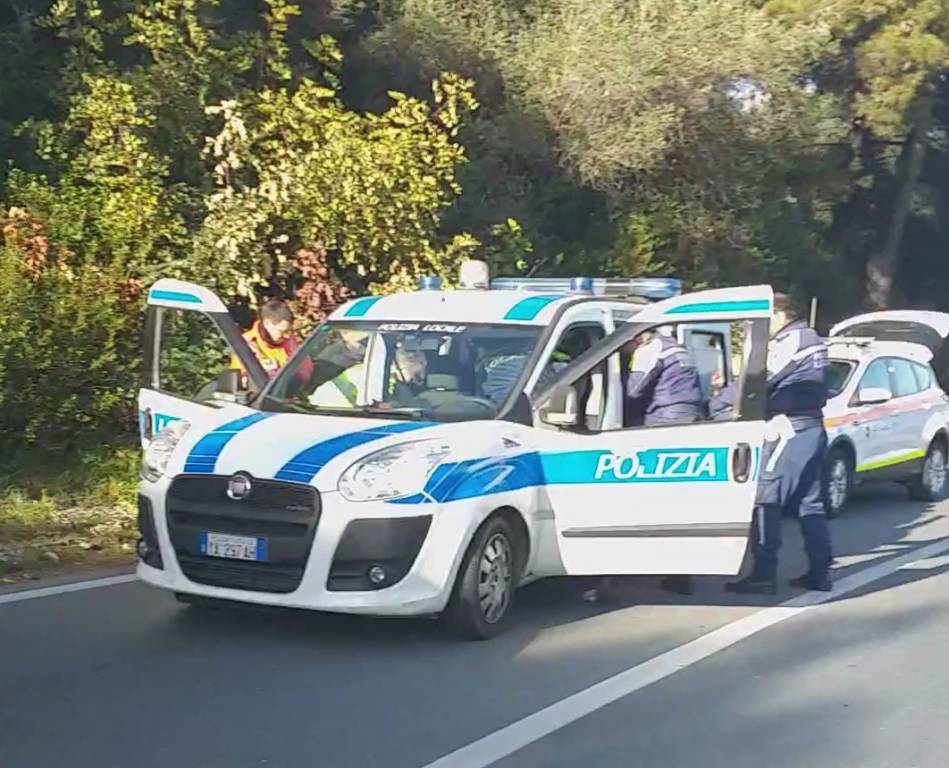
xmin=421 ymin=537 xmax=949 ymax=768
xmin=0 ymin=574 xmax=137 ymax=606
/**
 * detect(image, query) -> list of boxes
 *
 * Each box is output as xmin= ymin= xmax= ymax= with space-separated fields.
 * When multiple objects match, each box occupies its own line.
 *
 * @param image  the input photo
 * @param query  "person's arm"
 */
xmin=709 ymin=381 xmax=736 ymax=421
xmin=626 ymin=337 xmax=662 ymax=401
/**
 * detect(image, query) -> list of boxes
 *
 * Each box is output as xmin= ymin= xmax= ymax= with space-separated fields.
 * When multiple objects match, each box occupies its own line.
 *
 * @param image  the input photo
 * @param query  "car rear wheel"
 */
xmin=909 ymin=439 xmax=949 ymax=501
xmin=442 ymin=516 xmax=519 ymax=640
xmin=822 ymin=447 xmax=852 ymax=519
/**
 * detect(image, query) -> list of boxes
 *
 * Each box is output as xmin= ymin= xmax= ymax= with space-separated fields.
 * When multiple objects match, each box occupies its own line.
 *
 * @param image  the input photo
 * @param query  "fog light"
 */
xmin=136 ymin=538 xmax=150 ymax=560
xmin=367 ymin=565 xmax=387 ymax=586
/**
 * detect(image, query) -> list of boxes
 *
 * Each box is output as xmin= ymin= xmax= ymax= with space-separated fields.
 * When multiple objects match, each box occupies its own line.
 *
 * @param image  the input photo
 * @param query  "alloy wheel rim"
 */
xmin=828 ymin=459 xmax=848 ymax=511
xmin=927 ymin=448 xmax=947 ymax=494
xmin=478 ymin=533 xmax=513 ymax=624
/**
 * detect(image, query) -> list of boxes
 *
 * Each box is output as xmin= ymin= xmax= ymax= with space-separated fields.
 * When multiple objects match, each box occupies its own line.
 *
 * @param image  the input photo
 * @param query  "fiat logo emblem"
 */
xmin=227 ymin=474 xmax=253 ymax=501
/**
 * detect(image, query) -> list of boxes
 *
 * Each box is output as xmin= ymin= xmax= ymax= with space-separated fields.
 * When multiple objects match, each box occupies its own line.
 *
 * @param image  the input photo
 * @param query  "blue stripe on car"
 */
xmin=274 ymin=422 xmax=435 ymax=484
xmin=664 ymin=299 xmax=770 ymax=315
xmin=343 ymin=297 xmax=382 ymax=318
xmin=503 ymin=295 xmax=562 ymax=321
xmin=389 ymin=446 xmax=730 ymax=504
xmin=148 ymin=289 xmax=203 ymax=304
xmin=183 ymin=412 xmax=273 ymax=474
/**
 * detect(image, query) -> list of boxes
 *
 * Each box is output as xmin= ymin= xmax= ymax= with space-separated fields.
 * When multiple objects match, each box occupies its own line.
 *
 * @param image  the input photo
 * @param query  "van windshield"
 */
xmin=261 ymin=321 xmax=543 ymax=422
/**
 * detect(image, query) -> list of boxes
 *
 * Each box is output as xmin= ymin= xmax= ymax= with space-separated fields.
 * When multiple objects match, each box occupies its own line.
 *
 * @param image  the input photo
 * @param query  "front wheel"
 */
xmin=909 ymin=440 xmax=949 ymax=501
xmin=442 ymin=516 xmax=519 ymax=640
xmin=822 ymin=448 xmax=852 ymax=519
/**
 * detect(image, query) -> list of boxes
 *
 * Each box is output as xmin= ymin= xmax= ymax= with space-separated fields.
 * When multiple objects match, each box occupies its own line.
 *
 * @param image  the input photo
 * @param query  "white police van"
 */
xmin=136 ymin=261 xmax=773 ymax=638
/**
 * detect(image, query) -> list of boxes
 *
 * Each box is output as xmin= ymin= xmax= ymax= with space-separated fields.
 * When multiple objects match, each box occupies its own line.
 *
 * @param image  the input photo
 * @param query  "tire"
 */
xmin=909 ymin=439 xmax=949 ymax=502
xmin=822 ymin=447 xmax=852 ymax=519
xmin=442 ymin=516 xmax=519 ymax=640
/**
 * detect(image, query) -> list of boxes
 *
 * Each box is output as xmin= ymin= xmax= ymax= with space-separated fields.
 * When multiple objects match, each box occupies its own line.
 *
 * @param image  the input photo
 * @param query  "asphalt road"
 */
xmin=2 ymin=483 xmax=947 ymax=768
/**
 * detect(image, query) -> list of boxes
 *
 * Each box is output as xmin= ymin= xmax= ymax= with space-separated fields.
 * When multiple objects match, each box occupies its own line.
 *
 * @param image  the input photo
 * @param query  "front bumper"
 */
xmin=136 ymin=474 xmax=477 ymax=616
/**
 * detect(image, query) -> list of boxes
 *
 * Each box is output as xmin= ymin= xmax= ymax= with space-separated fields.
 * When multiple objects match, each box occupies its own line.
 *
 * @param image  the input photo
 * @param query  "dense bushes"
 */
xmin=0 ymin=1 xmax=482 ymax=463
xmin=0 ymin=219 xmax=141 ymax=458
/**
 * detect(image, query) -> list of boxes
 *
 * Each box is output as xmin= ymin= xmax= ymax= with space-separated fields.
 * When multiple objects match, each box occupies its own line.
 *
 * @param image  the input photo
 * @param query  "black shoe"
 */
xmin=724 ymin=575 xmax=777 ymax=595
xmin=660 ymin=575 xmax=695 ymax=596
xmin=789 ymin=573 xmax=833 ymax=592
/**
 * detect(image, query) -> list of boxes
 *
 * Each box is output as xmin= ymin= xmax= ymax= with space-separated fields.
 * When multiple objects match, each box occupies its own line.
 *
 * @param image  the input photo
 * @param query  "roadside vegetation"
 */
xmin=2 ymin=0 xmax=948 ymax=577
xmin=0 ymin=446 xmax=138 ymax=581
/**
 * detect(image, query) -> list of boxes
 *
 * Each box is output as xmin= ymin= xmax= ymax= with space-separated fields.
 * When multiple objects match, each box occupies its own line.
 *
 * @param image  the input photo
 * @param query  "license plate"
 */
xmin=199 ymin=531 xmax=266 ymax=562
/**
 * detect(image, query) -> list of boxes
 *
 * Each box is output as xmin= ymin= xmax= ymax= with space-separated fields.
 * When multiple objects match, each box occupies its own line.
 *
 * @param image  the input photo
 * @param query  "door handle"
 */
xmin=733 ymin=443 xmax=752 ymax=483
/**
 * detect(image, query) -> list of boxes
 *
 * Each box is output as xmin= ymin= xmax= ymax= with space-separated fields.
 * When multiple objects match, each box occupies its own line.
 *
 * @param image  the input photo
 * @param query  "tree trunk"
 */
xmin=865 ymin=97 xmax=933 ymax=310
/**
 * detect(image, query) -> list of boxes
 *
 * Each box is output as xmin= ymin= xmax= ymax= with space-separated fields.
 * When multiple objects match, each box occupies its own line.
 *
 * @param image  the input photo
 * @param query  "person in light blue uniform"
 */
xmin=626 ymin=330 xmax=705 ymax=427
xmin=713 ymin=293 xmax=833 ymax=594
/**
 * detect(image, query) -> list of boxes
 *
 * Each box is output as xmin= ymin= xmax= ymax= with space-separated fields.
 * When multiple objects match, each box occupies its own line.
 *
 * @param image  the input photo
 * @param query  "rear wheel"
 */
xmin=822 ymin=447 xmax=852 ymax=519
xmin=442 ymin=516 xmax=519 ymax=640
xmin=909 ymin=439 xmax=948 ymax=501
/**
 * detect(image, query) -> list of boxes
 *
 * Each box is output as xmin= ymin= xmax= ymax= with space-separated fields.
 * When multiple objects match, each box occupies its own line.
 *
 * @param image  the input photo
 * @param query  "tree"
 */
xmin=767 ymin=0 xmax=949 ymax=309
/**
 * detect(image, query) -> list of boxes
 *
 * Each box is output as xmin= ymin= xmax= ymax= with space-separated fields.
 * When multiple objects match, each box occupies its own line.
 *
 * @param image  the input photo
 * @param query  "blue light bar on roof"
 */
xmin=417 ymin=275 xmax=442 ymax=291
xmin=629 ymin=277 xmax=682 ymax=299
xmin=490 ymin=276 xmax=681 ymax=300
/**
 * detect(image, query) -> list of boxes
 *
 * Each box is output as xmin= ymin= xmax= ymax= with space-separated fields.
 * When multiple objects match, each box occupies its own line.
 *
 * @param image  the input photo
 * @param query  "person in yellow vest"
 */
xmin=230 ymin=300 xmax=300 ymax=384
xmin=308 ymin=329 xmax=368 ymax=407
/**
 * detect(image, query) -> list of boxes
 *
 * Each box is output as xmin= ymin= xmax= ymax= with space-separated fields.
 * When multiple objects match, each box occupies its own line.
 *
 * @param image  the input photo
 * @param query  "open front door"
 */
xmin=138 ymin=279 xmax=268 ymax=446
xmin=532 ymin=286 xmax=772 ymax=576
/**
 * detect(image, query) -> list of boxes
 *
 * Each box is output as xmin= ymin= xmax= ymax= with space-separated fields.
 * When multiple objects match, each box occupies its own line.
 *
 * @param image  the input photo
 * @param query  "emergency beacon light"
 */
xmin=459 ymin=259 xmax=491 ymax=290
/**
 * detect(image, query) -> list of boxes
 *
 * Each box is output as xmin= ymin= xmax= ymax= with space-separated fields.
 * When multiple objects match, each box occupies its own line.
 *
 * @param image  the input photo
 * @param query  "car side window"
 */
xmin=158 ymin=309 xmax=238 ymax=402
xmin=683 ymin=330 xmax=728 ymax=397
xmin=912 ymin=362 xmax=934 ymax=391
xmin=888 ymin=358 xmax=919 ymax=398
xmin=538 ymin=323 xmax=608 ymax=430
xmin=858 ymin=359 xmax=890 ymax=394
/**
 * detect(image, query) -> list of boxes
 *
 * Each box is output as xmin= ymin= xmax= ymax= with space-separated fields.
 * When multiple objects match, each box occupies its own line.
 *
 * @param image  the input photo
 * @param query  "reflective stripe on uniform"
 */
xmin=332 ymin=373 xmax=359 ymax=405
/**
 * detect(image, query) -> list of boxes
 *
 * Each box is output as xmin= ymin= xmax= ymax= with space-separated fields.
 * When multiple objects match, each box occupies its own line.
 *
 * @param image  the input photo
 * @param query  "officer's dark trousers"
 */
xmin=750 ymin=422 xmax=833 ymax=581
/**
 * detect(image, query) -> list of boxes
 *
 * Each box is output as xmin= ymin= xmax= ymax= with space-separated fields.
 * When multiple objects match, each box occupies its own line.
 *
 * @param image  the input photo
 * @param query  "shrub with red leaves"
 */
xmin=1 ymin=207 xmax=49 ymax=282
xmin=288 ymin=244 xmax=351 ymax=325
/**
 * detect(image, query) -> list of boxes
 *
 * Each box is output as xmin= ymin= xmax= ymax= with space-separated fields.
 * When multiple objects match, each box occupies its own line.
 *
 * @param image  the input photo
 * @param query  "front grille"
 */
xmin=166 ymin=475 xmax=320 ymax=594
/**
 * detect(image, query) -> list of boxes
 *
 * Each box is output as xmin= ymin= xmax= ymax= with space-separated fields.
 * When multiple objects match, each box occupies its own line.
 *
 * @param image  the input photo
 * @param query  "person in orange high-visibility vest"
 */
xmin=231 ymin=299 xmax=300 ymax=383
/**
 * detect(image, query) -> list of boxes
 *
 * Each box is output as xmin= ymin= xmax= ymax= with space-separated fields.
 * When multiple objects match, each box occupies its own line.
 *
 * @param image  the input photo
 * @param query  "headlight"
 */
xmin=338 ymin=439 xmax=452 ymax=502
xmin=141 ymin=420 xmax=190 ymax=482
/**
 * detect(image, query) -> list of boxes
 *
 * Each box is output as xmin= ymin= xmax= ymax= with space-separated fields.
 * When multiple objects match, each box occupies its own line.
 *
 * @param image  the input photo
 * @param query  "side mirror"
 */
xmin=857 ymin=386 xmax=892 ymax=405
xmin=539 ymin=384 xmax=580 ymax=427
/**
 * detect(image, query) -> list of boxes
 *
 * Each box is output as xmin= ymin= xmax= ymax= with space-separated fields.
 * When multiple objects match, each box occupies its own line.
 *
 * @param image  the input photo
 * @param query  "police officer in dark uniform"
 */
xmin=626 ymin=329 xmax=706 ymax=426
xmin=713 ymin=293 xmax=834 ymax=594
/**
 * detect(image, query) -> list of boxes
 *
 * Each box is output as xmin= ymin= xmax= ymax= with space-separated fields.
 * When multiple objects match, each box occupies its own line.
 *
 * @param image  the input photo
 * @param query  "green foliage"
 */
xmin=0 ymin=234 xmax=141 ymax=455
xmin=0 ymin=0 xmax=483 ymax=464
xmin=195 ymin=71 xmax=479 ymax=296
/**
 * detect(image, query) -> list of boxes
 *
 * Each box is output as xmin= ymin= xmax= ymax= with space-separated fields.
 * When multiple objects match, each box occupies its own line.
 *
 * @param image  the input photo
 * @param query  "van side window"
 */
xmin=537 ymin=323 xmax=607 ymax=430
xmin=683 ymin=330 xmax=728 ymax=397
